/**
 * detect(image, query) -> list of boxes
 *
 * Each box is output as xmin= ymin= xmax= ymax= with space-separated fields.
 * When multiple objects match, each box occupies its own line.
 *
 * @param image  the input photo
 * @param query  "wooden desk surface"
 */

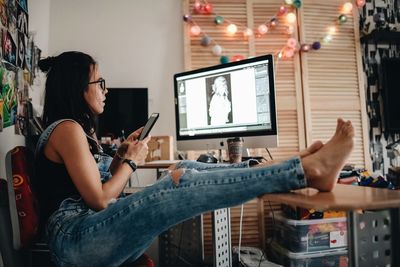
xmin=138 ymin=160 xmax=179 ymax=169
xmin=263 ymin=184 xmax=400 ymax=210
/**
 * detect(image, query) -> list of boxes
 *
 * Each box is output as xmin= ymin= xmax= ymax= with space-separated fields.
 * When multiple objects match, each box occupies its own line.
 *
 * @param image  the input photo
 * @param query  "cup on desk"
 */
xmin=227 ymin=137 xmax=243 ymax=163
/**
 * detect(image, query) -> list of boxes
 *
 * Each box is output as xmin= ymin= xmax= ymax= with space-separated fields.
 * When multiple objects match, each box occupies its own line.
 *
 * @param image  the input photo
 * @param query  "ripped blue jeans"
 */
xmin=46 ymin=157 xmax=306 ymax=267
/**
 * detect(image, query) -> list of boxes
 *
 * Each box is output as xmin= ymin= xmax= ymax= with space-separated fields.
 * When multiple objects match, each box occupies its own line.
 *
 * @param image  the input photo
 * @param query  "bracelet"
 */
xmin=122 ymin=159 xmax=138 ymax=172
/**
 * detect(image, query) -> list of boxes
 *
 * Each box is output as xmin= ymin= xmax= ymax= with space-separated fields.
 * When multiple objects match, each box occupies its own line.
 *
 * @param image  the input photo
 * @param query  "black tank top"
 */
xmin=34 ymin=152 xmax=80 ymax=227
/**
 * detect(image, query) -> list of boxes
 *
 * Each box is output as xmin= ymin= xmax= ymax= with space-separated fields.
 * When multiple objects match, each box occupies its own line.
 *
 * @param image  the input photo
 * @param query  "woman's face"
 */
xmin=84 ymin=65 xmax=107 ymax=115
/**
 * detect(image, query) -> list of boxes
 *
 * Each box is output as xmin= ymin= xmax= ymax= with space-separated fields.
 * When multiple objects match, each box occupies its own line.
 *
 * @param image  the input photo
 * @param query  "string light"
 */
xmin=342 ymin=2 xmax=353 ymax=14
xmin=227 ymin=24 xmax=238 ymax=35
xmin=286 ymin=12 xmax=297 ymax=24
xmin=183 ymin=0 xmax=361 ymax=62
xmin=258 ymin=24 xmax=268 ymax=35
xmin=190 ymin=25 xmax=201 ymax=36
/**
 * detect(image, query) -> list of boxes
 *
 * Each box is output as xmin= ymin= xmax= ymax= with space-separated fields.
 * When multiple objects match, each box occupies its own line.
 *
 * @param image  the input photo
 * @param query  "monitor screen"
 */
xmin=174 ymin=54 xmax=277 ymax=151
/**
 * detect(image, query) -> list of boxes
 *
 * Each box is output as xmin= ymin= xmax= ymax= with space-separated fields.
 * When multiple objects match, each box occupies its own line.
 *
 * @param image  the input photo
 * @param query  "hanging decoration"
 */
xmin=183 ymin=0 xmax=366 ymax=63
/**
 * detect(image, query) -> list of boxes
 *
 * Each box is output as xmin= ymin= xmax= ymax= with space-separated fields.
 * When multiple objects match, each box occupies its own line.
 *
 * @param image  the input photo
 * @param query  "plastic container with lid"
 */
xmin=273 ymin=212 xmax=347 ymax=252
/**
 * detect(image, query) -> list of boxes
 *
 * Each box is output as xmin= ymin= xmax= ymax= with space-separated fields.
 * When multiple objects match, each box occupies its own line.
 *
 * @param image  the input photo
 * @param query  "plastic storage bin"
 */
xmin=273 ymin=212 xmax=347 ymax=252
xmin=270 ymin=242 xmax=348 ymax=267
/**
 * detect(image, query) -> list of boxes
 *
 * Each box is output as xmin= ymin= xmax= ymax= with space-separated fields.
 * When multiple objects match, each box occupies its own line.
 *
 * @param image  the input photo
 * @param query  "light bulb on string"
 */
xmin=243 ymin=28 xmax=253 ymax=38
xmin=300 ymin=44 xmax=311 ymax=52
xmin=292 ymin=0 xmax=302 ymax=8
xmin=212 ymin=45 xmax=222 ymax=56
xmin=286 ymin=25 xmax=295 ymax=34
xmin=183 ymin=14 xmax=192 ymax=22
xmin=227 ymin=24 xmax=238 ymax=35
xmin=328 ymin=26 xmax=336 ymax=35
xmin=214 ymin=15 xmax=224 ymax=25
xmin=286 ymin=12 xmax=297 ymax=24
xmin=270 ymin=18 xmax=278 ymax=27
xmin=342 ymin=2 xmax=353 ymax=14
xmin=220 ymin=56 xmax=230 ymax=64
xmin=204 ymin=3 xmax=213 ymax=13
xmin=323 ymin=35 xmax=333 ymax=43
xmin=279 ymin=6 xmax=288 ymax=15
xmin=201 ymin=36 xmax=211 ymax=46
xmin=190 ymin=25 xmax=201 ymax=36
xmin=356 ymin=0 xmax=366 ymax=8
xmin=258 ymin=24 xmax=268 ymax=35
xmin=231 ymin=54 xmax=245 ymax=62
xmin=287 ymin=37 xmax=297 ymax=49
xmin=338 ymin=14 xmax=347 ymax=24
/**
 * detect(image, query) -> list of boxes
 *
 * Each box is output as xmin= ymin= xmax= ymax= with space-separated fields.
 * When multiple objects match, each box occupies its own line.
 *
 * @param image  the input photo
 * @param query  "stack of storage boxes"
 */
xmin=269 ymin=205 xmax=349 ymax=267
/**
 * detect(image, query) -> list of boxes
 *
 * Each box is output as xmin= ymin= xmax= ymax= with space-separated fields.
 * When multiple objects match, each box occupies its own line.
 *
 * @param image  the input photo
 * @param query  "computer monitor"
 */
xmin=174 ymin=54 xmax=278 ymax=151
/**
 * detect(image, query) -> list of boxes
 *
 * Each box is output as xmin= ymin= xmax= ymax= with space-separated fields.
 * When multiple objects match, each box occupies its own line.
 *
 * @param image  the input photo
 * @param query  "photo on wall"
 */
xmin=0 ymin=99 xmax=4 ymax=132
xmin=18 ymin=0 xmax=27 ymax=12
xmin=0 ymin=66 xmax=17 ymax=128
xmin=206 ymin=74 xmax=233 ymax=126
xmin=16 ymin=31 xmax=25 ymax=68
xmin=16 ymin=4 xmax=27 ymax=35
xmin=6 ymin=0 xmax=17 ymax=33
xmin=0 ymin=0 xmax=7 ymax=28
xmin=24 ymin=34 xmax=32 ymax=72
xmin=3 ymin=30 xmax=17 ymax=66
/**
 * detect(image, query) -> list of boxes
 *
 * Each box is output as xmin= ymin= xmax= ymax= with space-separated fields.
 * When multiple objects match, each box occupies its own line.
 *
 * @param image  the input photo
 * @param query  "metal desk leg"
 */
xmin=212 ymin=208 xmax=232 ymax=267
xmin=347 ymin=209 xmax=398 ymax=267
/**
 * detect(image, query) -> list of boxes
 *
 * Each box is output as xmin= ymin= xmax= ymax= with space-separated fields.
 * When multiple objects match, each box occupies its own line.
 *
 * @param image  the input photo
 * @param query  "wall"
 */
xmin=359 ymin=0 xmax=400 ymax=174
xmin=0 ymin=0 xmax=50 ymax=179
xmin=47 ymin=0 xmax=184 ymax=138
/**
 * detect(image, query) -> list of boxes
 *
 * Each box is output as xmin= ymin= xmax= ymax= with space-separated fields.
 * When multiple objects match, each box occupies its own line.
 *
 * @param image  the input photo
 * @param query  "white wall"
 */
xmin=0 ymin=0 xmax=51 ymax=179
xmin=48 ymin=0 xmax=184 ymax=138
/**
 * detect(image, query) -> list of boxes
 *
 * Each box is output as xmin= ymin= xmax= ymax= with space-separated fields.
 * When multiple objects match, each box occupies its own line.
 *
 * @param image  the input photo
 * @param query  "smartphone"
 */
xmin=138 ymin=113 xmax=159 ymax=140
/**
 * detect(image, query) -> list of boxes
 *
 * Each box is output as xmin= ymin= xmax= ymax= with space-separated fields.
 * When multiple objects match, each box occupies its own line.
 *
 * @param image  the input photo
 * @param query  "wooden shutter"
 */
xmin=299 ymin=0 xmax=370 ymax=168
xmin=182 ymin=0 xmax=370 ymax=260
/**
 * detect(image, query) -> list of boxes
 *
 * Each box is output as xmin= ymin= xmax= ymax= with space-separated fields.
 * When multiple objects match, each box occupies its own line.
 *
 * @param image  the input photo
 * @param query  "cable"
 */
xmin=238 ymin=204 xmax=244 ymax=265
xmin=265 ymin=147 xmax=273 ymax=161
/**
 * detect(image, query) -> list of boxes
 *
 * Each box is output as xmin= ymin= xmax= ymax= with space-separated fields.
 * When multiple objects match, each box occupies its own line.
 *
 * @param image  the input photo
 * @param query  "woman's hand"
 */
xmin=123 ymin=135 xmax=151 ymax=164
xmin=126 ymin=127 xmax=144 ymax=142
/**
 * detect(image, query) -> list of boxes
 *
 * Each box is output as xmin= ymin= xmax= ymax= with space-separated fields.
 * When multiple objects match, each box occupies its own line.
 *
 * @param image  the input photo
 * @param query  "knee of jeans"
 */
xmin=171 ymin=168 xmax=185 ymax=186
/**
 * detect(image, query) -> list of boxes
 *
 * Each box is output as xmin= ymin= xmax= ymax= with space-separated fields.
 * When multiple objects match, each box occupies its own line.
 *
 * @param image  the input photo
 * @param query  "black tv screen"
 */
xmin=382 ymin=58 xmax=400 ymax=134
xmin=97 ymin=88 xmax=148 ymax=139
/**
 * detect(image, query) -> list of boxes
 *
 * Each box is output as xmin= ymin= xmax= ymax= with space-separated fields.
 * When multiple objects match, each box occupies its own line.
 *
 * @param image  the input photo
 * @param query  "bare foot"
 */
xmin=254 ymin=140 xmax=324 ymax=167
xmin=302 ymin=118 xmax=354 ymax=192
xmin=298 ymin=141 xmax=323 ymax=158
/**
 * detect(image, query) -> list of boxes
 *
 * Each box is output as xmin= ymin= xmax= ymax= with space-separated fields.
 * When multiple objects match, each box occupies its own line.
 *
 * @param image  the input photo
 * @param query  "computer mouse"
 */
xmin=197 ymin=153 xmax=218 ymax=163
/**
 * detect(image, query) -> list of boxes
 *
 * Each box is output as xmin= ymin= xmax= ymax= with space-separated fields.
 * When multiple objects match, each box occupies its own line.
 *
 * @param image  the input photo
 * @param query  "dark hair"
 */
xmin=39 ymin=51 xmax=97 ymax=135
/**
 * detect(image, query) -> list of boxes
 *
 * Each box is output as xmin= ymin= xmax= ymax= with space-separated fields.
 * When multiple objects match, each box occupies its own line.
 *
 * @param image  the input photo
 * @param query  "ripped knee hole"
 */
xmin=171 ymin=168 xmax=185 ymax=185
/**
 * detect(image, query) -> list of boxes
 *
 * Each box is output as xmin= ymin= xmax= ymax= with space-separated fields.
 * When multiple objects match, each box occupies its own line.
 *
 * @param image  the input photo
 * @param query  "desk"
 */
xmin=263 ymin=184 xmax=400 ymax=267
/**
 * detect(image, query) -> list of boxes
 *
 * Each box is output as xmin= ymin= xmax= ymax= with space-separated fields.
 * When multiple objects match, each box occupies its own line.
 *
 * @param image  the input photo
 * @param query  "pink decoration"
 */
xmin=356 ymin=0 xmax=366 ymax=7
xmin=258 ymin=24 xmax=268 ymax=35
xmin=287 ymin=37 xmax=297 ymax=48
xmin=231 ymin=55 xmax=245 ymax=62
xmin=278 ymin=6 xmax=288 ymax=15
xmin=190 ymin=25 xmax=201 ymax=36
xmin=204 ymin=3 xmax=213 ymax=13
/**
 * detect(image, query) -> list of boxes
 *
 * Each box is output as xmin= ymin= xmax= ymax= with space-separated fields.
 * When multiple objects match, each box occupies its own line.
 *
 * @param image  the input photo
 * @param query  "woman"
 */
xmin=34 ymin=51 xmax=354 ymax=267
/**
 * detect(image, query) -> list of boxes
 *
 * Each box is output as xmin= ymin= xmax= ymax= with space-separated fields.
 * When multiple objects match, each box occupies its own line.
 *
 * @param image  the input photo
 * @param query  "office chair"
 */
xmin=0 ymin=146 xmax=153 ymax=267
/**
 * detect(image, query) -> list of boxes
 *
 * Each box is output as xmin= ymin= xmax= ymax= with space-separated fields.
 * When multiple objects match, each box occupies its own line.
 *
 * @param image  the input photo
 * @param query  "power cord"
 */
xmin=238 ymin=204 xmax=244 ymax=265
xmin=265 ymin=147 xmax=273 ymax=161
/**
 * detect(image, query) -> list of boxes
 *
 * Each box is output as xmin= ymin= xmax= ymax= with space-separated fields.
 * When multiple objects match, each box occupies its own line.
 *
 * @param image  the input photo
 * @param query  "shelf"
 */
xmin=360 ymin=30 xmax=400 ymax=44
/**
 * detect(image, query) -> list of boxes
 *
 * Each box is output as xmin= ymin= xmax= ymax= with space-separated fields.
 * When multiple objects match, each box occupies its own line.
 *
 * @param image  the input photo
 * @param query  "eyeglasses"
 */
xmin=88 ymin=78 xmax=106 ymax=92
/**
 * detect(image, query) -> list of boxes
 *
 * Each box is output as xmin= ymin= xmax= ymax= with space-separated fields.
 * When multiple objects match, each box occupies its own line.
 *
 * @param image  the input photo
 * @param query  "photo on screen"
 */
xmin=206 ymin=74 xmax=232 ymax=126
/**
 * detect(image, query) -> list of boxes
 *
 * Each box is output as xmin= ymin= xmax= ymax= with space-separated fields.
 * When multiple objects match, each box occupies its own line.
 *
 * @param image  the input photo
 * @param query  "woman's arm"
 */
xmin=46 ymin=121 xmax=149 ymax=210
xmin=108 ymin=127 xmax=144 ymax=174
